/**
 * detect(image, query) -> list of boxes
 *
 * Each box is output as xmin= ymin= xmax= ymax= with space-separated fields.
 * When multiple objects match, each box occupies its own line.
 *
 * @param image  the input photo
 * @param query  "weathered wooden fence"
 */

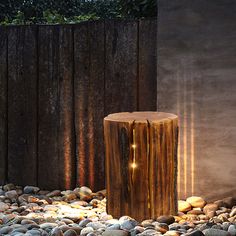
xmin=0 ymin=19 xmax=157 ymax=191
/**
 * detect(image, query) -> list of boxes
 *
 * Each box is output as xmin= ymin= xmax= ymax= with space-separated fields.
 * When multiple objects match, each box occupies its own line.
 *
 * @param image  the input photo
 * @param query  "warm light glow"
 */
xmin=190 ymin=76 xmax=195 ymax=195
xmin=177 ymin=71 xmax=181 ymax=193
xmin=183 ymin=74 xmax=187 ymax=197
xmin=176 ymin=71 xmax=196 ymax=198
xmin=131 ymin=144 xmax=136 ymax=149
xmin=63 ymin=96 xmax=73 ymax=189
xmin=130 ymin=162 xmax=137 ymax=169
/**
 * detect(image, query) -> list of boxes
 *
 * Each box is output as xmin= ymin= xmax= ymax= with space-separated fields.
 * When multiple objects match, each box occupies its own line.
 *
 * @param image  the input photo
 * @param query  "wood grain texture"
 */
xmin=74 ymin=21 xmax=105 ymax=191
xmin=58 ymin=25 xmax=76 ymax=189
xmin=138 ymin=19 xmax=157 ymax=111
xmin=104 ymin=112 xmax=178 ymax=221
xmin=105 ymin=20 xmax=138 ymax=115
xmin=38 ymin=25 xmax=60 ymax=189
xmin=0 ymin=20 xmax=157 ymax=190
xmin=7 ymin=26 xmax=37 ymax=185
xmin=38 ymin=25 xmax=75 ymax=190
xmin=0 ymin=27 xmax=7 ymax=184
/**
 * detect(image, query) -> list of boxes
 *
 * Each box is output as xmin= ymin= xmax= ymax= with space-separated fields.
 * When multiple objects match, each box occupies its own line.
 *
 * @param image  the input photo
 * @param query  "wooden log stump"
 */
xmin=104 ymin=112 xmax=178 ymax=221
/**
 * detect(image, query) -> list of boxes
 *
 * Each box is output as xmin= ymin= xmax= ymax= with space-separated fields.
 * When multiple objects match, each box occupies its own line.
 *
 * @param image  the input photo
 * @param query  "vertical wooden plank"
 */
xmin=0 ymin=27 xmax=7 ymax=184
xmin=38 ymin=25 xmax=75 ymax=190
xmin=138 ymin=19 xmax=157 ymax=111
xmin=105 ymin=20 xmax=138 ymax=115
xmin=74 ymin=21 xmax=105 ymax=191
xmin=38 ymin=25 xmax=60 ymax=190
xmin=58 ymin=25 xmax=76 ymax=190
xmin=8 ymin=26 xmax=37 ymax=186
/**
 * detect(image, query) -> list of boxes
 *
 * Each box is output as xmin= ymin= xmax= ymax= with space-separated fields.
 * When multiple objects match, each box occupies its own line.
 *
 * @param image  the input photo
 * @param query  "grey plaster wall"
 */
xmin=157 ymin=0 xmax=236 ymax=200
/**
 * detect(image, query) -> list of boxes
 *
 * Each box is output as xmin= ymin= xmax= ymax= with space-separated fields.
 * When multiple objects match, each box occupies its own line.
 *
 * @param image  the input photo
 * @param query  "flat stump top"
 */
xmin=104 ymin=111 xmax=178 ymax=123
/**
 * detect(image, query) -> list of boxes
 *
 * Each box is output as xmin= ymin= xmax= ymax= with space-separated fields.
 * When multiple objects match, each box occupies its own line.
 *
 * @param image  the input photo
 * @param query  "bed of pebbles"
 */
xmin=0 ymin=184 xmax=236 ymax=236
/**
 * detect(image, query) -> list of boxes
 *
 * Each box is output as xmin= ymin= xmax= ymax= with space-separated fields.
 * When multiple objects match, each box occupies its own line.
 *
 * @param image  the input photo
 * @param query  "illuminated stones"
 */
xmin=178 ymin=200 xmax=192 ymax=212
xmin=187 ymin=197 xmax=206 ymax=208
xmin=0 ymin=184 xmax=236 ymax=235
xmin=203 ymin=203 xmax=219 ymax=218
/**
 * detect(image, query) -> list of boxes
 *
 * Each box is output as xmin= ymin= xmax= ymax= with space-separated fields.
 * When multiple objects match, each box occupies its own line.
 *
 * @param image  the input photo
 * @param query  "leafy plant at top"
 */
xmin=0 ymin=0 xmax=157 ymax=25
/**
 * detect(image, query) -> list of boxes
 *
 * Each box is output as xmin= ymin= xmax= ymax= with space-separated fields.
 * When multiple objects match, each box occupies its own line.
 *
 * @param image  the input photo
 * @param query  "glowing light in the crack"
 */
xmin=130 ymin=162 xmax=137 ymax=169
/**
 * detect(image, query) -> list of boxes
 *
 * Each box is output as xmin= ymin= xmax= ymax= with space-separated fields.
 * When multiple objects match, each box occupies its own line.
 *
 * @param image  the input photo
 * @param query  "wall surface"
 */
xmin=157 ymin=0 xmax=236 ymax=200
xmin=0 ymin=19 xmax=157 ymax=191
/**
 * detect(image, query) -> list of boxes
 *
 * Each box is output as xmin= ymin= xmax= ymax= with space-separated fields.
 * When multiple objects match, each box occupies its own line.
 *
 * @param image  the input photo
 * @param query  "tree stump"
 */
xmin=104 ymin=112 xmax=178 ymax=221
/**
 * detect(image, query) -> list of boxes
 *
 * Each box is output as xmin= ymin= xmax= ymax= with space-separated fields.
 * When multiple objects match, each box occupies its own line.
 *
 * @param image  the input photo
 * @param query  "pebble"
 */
xmin=203 ymin=203 xmax=219 ymax=218
xmin=86 ymin=222 xmax=106 ymax=230
xmin=5 ymin=190 xmax=18 ymax=200
xmin=0 ymin=184 xmax=236 ymax=236
xmin=79 ymin=218 xmax=93 ymax=227
xmin=156 ymin=215 xmax=175 ymax=225
xmin=178 ymin=200 xmax=192 ymax=212
xmin=3 ymin=183 xmax=16 ymax=191
xmin=186 ymin=196 xmax=206 ymax=208
xmin=23 ymin=186 xmax=40 ymax=194
xmin=139 ymin=229 xmax=162 ymax=235
xmin=163 ymin=231 xmax=180 ymax=236
xmin=78 ymin=186 xmax=93 ymax=201
xmin=119 ymin=218 xmax=138 ymax=231
xmin=102 ymin=229 xmax=129 ymax=236
xmin=46 ymin=190 xmax=61 ymax=197
xmin=50 ymin=227 xmax=63 ymax=236
xmin=80 ymin=226 xmax=94 ymax=235
xmin=185 ymin=230 xmax=205 ymax=236
xmin=228 ymin=225 xmax=236 ymax=236
xmin=0 ymin=202 xmax=9 ymax=211
xmin=40 ymin=222 xmax=58 ymax=229
xmin=230 ymin=208 xmax=236 ymax=217
xmin=0 ymin=225 xmax=12 ymax=234
xmin=203 ymin=228 xmax=231 ymax=236
xmin=107 ymin=224 xmax=120 ymax=230
xmin=64 ymin=229 xmax=78 ymax=236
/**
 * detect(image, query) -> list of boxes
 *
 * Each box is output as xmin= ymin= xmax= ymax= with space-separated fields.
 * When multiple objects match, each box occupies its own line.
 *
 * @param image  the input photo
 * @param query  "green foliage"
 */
xmin=119 ymin=0 xmax=157 ymax=18
xmin=0 ymin=0 xmax=156 ymax=25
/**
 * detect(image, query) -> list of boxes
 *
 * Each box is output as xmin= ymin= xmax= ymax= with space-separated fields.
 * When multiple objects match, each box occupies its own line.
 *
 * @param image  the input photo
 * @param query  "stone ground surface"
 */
xmin=0 ymin=184 xmax=236 ymax=236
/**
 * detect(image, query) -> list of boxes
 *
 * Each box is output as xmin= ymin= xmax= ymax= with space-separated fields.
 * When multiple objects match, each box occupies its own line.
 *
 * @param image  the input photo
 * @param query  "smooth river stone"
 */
xmin=120 ymin=219 xmax=138 ymax=231
xmin=203 ymin=203 xmax=219 ymax=218
xmin=203 ymin=228 xmax=231 ymax=236
xmin=138 ymin=229 xmax=162 ymax=236
xmin=186 ymin=197 xmax=206 ymax=208
xmin=163 ymin=231 xmax=180 ymax=236
xmin=178 ymin=200 xmax=192 ymax=212
xmin=0 ymin=202 xmax=9 ymax=211
xmin=86 ymin=222 xmax=106 ymax=230
xmin=102 ymin=230 xmax=129 ymax=236
xmin=23 ymin=186 xmax=40 ymax=194
xmin=185 ymin=230 xmax=205 ymax=236
xmin=5 ymin=190 xmax=18 ymax=200
xmin=228 ymin=225 xmax=236 ymax=236
xmin=156 ymin=215 xmax=175 ymax=225
xmin=80 ymin=227 xmax=94 ymax=235
xmin=64 ymin=229 xmax=78 ymax=236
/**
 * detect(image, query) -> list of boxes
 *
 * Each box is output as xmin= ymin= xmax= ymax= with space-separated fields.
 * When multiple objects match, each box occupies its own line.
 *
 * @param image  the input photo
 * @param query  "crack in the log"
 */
xmin=146 ymin=119 xmax=151 ymax=216
xmin=174 ymin=125 xmax=179 ymax=213
xmin=131 ymin=120 xmax=136 ymax=186
xmin=119 ymin=126 xmax=130 ymax=201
